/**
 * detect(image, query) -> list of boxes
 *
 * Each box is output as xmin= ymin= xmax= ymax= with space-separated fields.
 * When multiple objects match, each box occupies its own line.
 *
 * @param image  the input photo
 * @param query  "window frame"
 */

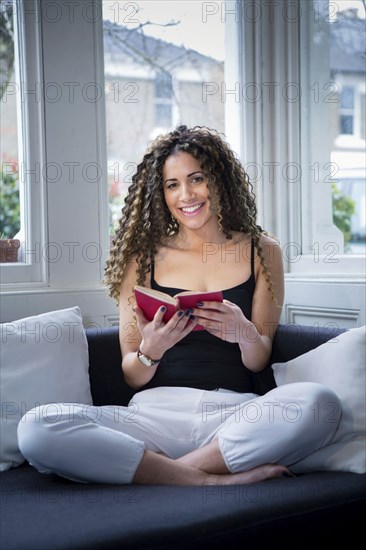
xmin=226 ymin=0 xmax=365 ymax=280
xmin=1 ymin=0 xmax=48 ymax=286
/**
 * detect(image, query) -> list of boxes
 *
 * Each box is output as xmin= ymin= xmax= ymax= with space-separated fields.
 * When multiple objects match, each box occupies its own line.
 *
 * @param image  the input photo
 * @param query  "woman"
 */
xmin=18 ymin=126 xmax=341 ymax=486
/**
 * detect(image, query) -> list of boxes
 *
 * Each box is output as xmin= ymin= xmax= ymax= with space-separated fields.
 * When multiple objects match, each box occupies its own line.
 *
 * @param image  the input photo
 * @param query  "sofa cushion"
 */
xmin=87 ymin=325 xmax=135 ymax=406
xmin=0 ymin=307 xmax=93 ymax=471
xmin=250 ymin=324 xmax=347 ymax=396
xmin=272 ymin=326 xmax=366 ymax=473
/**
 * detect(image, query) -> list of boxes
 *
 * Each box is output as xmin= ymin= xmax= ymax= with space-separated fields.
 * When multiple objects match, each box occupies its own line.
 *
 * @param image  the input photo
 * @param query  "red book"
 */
xmin=134 ymin=286 xmax=223 ymax=331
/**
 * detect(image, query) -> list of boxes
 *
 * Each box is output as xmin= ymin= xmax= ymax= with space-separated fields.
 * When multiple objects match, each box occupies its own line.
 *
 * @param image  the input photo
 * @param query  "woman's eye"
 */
xmin=192 ymin=176 xmax=203 ymax=183
xmin=167 ymin=182 xmax=177 ymax=190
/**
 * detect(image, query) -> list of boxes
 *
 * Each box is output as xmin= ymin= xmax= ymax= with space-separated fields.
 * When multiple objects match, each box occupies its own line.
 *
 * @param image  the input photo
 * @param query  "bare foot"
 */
xmin=133 ymin=450 xmax=294 ymax=487
xmin=212 ymin=463 xmax=294 ymax=486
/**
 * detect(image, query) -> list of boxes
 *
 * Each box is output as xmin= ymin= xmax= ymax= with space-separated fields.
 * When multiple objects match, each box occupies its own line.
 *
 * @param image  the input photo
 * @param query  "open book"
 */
xmin=134 ymin=286 xmax=223 ymax=331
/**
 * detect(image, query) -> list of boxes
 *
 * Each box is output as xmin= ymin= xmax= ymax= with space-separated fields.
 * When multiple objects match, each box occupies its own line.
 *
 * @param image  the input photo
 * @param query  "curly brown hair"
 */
xmin=104 ymin=125 xmax=277 ymax=304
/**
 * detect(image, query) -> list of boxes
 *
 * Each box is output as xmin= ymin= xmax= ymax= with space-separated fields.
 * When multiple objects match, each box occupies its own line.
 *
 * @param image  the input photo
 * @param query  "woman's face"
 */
xmin=162 ymin=151 xmax=215 ymax=231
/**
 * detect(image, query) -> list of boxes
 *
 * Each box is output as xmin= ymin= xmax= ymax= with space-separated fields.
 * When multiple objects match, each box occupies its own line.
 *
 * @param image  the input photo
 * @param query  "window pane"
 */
xmin=0 ymin=0 xmax=21 ymax=262
xmin=330 ymin=1 xmax=365 ymax=253
xmin=102 ymin=0 xmax=225 ymax=235
xmin=340 ymin=114 xmax=354 ymax=134
xmin=332 ymin=180 xmax=365 ymax=253
xmin=340 ymin=87 xmax=355 ymax=109
xmin=302 ymin=0 xmax=365 ymax=257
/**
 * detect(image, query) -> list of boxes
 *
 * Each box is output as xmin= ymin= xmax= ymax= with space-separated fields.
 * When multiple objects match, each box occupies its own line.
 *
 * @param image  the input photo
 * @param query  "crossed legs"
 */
xmin=165 ymin=381 xmax=342 ymax=485
xmin=133 ymin=442 xmax=290 ymax=486
xmin=18 ymin=383 xmax=340 ymax=486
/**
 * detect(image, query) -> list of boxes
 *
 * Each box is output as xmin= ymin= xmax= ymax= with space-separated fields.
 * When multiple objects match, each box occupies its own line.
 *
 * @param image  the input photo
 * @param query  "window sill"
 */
xmin=286 ymin=254 xmax=366 ymax=280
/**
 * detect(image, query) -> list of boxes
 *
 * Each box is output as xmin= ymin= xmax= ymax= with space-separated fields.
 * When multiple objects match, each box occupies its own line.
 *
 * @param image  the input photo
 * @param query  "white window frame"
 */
xmin=1 ymin=0 xmax=47 ymax=286
xmin=225 ymin=0 xmax=365 ymax=281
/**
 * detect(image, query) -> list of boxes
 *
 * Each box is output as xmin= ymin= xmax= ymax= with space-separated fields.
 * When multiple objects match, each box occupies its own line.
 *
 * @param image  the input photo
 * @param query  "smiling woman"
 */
xmin=18 ymin=124 xmax=343 ymax=487
xmin=104 ymin=125 xmax=275 ymax=305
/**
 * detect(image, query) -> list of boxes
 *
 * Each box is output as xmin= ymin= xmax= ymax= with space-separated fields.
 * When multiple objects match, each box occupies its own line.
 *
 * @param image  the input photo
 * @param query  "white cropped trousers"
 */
xmin=17 ymin=383 xmax=341 ymax=484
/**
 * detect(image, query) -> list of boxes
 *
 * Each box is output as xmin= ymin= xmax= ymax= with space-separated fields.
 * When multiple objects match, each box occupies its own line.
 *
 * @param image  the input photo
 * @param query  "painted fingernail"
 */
xmin=197 ymin=302 xmax=203 ymax=307
xmin=185 ymin=310 xmax=191 ymax=317
xmin=160 ymin=306 xmax=166 ymax=312
xmin=177 ymin=310 xmax=184 ymax=317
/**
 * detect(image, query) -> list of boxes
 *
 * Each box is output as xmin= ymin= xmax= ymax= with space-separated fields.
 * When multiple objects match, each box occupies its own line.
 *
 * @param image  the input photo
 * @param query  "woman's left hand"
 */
xmin=191 ymin=299 xmax=254 ymax=343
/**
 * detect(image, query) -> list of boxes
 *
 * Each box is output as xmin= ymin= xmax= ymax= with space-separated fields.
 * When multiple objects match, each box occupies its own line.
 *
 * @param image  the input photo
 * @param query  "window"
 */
xmin=329 ymin=3 xmax=366 ymax=254
xmin=0 ymin=0 xmax=46 ymax=283
xmin=154 ymin=71 xmax=174 ymax=128
xmin=236 ymin=0 xmax=365 ymax=273
xmin=102 ymin=0 xmax=225 ymax=235
xmin=0 ymin=1 xmax=21 ymax=254
xmin=300 ymin=0 xmax=366 ymax=260
xmin=339 ymin=87 xmax=355 ymax=135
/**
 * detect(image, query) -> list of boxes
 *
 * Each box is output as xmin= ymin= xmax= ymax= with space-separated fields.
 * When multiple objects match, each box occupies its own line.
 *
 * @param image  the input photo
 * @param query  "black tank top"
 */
xmin=141 ymin=239 xmax=256 ymax=393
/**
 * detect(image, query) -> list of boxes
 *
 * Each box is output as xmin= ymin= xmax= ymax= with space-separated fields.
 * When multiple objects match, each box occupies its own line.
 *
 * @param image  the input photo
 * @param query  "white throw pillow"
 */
xmin=0 ymin=307 xmax=93 ymax=471
xmin=272 ymin=325 xmax=366 ymax=474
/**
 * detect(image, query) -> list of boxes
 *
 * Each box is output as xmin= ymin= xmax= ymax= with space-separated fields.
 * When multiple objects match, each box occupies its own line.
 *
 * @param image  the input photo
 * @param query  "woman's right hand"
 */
xmin=117 ymin=259 xmax=196 ymax=389
xmin=133 ymin=305 xmax=197 ymax=360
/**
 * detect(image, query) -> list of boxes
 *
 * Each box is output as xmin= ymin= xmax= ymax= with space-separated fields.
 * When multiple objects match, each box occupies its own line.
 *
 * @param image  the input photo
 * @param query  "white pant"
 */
xmin=17 ymin=383 xmax=341 ymax=484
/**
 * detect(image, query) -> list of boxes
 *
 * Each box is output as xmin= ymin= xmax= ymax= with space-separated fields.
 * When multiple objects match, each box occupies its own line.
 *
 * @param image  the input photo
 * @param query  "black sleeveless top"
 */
xmin=141 ymin=240 xmax=256 ymax=393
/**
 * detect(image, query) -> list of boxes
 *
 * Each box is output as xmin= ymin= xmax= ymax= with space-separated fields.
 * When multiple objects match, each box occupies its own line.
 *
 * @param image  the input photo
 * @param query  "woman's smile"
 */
xmin=179 ymin=202 xmax=205 ymax=216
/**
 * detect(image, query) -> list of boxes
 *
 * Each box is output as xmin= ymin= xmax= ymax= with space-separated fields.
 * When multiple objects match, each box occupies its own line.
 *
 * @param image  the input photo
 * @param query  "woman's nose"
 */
xmin=179 ymin=183 xmax=195 ymax=201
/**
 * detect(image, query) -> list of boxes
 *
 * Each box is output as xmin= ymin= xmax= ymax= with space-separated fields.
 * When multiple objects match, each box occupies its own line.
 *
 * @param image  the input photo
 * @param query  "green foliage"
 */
xmin=331 ymin=182 xmax=356 ymax=251
xmin=0 ymin=4 xmax=19 ymax=238
xmin=0 ymin=165 xmax=20 ymax=238
xmin=0 ymin=1 xmax=15 ymax=102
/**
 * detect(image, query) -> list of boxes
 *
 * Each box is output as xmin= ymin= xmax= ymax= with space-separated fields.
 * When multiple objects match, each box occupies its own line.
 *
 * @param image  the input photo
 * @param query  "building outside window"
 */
xmin=102 ymin=0 xmax=225 ymax=235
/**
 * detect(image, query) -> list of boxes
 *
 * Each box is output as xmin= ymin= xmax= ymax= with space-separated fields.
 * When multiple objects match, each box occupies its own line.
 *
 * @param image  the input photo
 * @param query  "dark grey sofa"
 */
xmin=1 ymin=324 xmax=365 ymax=550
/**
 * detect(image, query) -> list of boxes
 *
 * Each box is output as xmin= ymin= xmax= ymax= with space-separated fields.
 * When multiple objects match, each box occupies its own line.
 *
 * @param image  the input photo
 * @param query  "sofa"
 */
xmin=1 ymin=322 xmax=365 ymax=550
